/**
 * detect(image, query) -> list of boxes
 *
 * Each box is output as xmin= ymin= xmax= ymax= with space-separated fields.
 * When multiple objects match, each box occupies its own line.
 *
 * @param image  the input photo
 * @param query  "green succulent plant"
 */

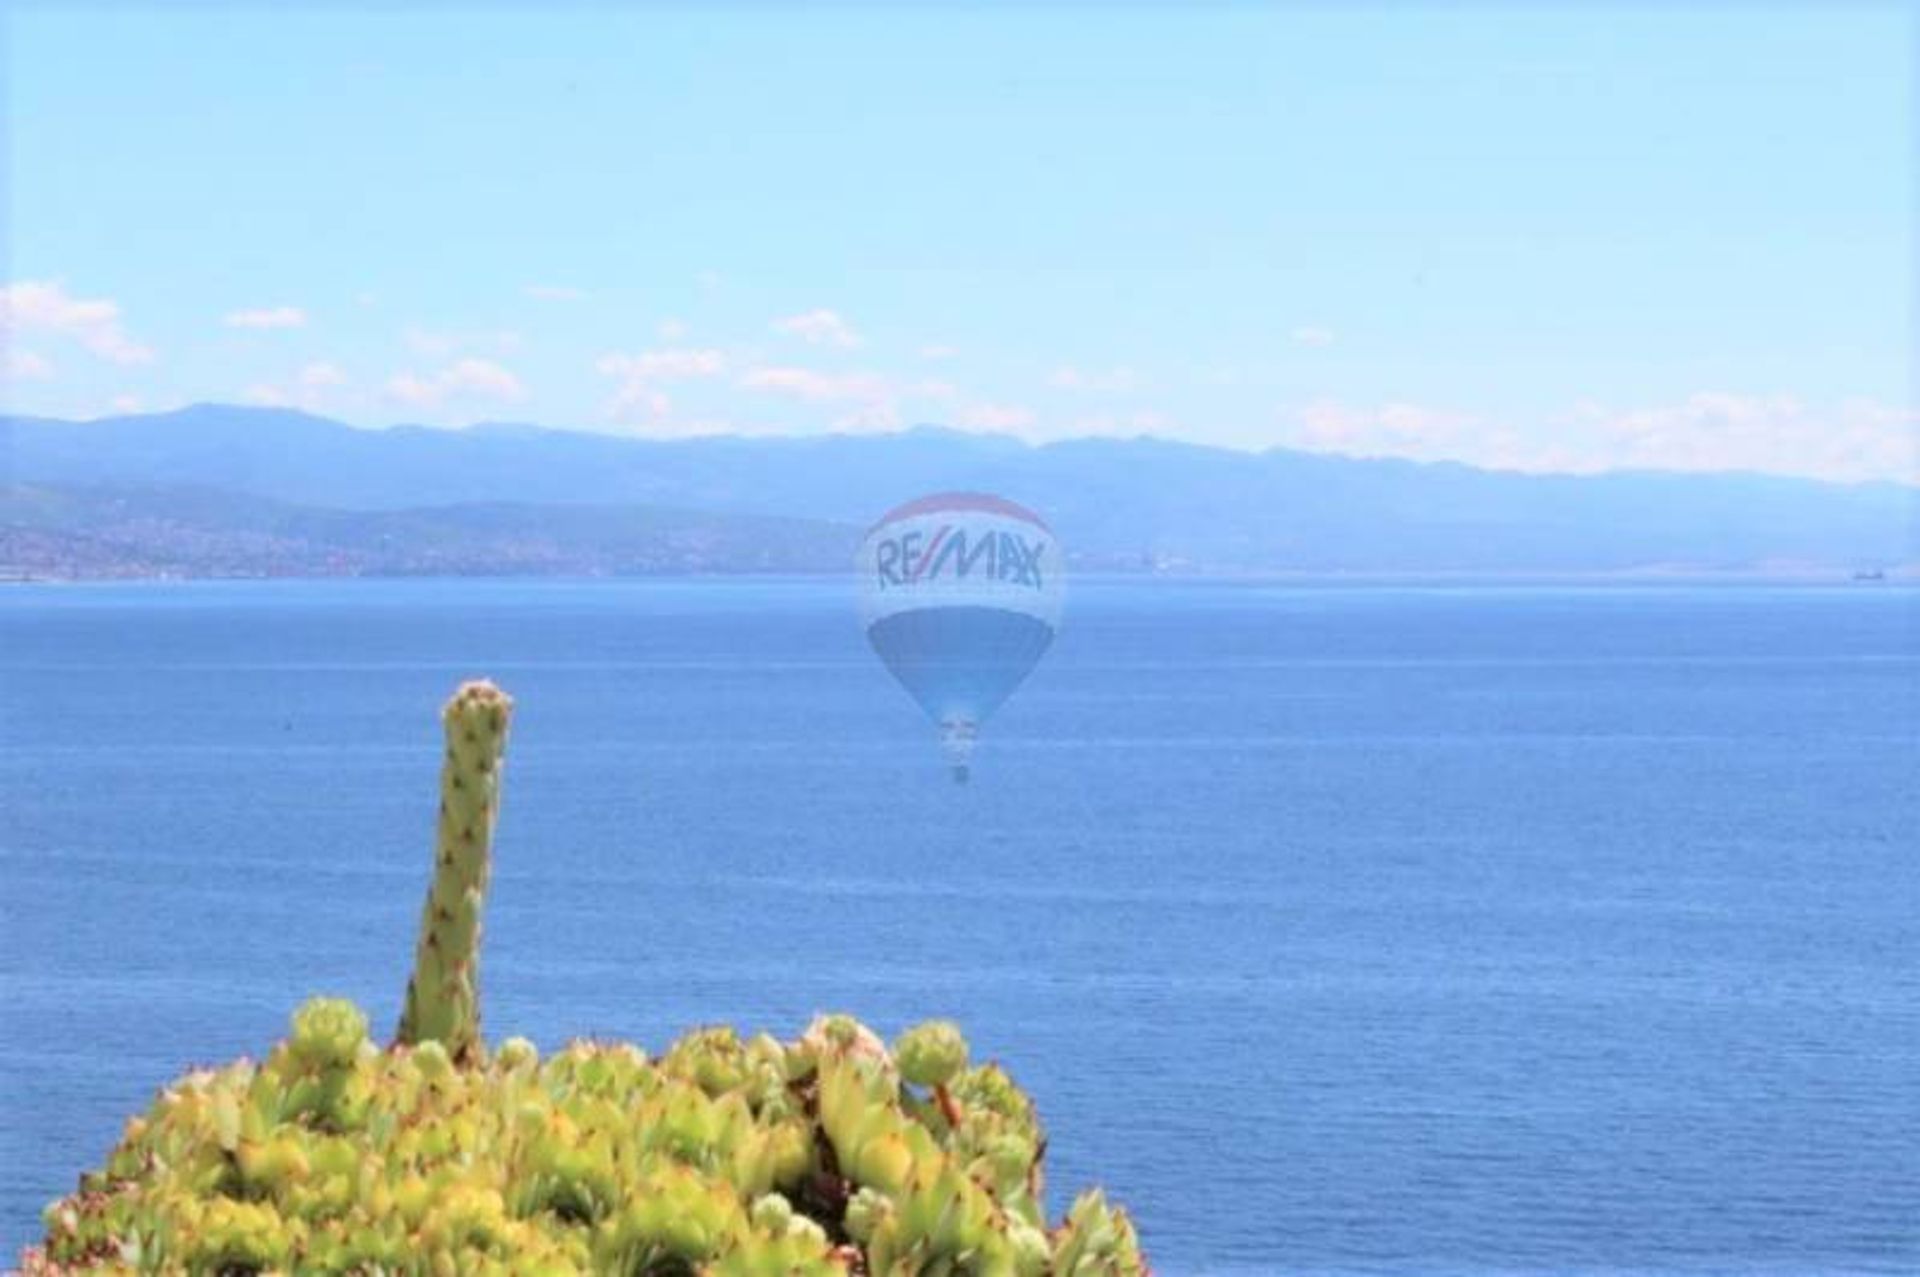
xmin=20 ymin=681 xmax=1147 ymax=1276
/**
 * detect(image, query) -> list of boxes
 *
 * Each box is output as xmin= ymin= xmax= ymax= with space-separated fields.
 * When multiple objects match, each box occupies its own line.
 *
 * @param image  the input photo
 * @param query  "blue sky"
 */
xmin=2 ymin=4 xmax=1913 ymax=480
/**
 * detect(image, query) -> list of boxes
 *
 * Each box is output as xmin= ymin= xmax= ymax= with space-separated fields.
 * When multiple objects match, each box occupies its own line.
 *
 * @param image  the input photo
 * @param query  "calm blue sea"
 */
xmin=1 ymin=580 xmax=1916 ymax=1274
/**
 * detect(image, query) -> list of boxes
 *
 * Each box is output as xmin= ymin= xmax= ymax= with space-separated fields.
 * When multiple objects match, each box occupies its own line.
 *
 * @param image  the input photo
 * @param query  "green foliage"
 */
xmin=891 ymin=1022 xmax=968 ymax=1090
xmin=24 ymin=1004 xmax=1147 ymax=1276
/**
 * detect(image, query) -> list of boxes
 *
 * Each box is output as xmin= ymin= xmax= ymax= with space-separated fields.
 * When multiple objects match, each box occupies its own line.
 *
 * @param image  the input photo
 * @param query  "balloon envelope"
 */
xmin=857 ymin=492 xmax=1064 ymax=778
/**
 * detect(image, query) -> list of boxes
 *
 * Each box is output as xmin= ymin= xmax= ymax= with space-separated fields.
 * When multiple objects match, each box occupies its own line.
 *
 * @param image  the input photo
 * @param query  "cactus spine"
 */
xmin=395 ymin=679 xmax=512 ymax=1063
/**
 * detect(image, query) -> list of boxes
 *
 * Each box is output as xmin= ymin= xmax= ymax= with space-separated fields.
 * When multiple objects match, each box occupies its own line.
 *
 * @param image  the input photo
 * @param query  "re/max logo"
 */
xmin=875 ymin=526 xmax=1046 ymax=588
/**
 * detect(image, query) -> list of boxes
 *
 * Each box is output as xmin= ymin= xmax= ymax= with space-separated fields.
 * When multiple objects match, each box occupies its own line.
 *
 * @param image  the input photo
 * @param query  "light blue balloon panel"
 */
xmin=858 ymin=492 xmax=1065 ymax=781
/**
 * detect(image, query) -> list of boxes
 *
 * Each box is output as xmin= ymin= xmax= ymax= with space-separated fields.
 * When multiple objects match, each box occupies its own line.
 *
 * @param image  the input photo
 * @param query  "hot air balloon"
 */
xmin=857 ymin=492 xmax=1064 ymax=782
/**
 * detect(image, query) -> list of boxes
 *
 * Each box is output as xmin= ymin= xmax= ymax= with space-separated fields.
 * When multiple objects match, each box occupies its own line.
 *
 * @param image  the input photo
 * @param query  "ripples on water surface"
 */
xmin=2 ymin=580 xmax=1916 ymax=1274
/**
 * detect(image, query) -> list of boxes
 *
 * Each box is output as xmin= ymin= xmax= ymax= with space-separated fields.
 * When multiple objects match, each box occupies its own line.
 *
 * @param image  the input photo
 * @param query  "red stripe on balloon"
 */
xmin=869 ymin=491 xmax=1050 ymax=534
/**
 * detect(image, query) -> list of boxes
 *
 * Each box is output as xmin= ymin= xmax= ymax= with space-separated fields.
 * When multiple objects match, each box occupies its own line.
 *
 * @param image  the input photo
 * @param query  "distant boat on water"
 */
xmin=1851 ymin=569 xmax=1887 ymax=581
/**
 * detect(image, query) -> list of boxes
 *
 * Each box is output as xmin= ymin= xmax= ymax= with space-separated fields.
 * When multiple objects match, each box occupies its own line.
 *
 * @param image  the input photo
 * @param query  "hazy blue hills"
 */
xmin=3 ymin=404 xmax=1913 ymax=577
xmin=0 ymin=482 xmax=857 ymax=579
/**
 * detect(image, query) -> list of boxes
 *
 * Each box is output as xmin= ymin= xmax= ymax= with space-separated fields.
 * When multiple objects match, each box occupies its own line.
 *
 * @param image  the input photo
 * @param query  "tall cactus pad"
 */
xmin=395 ymin=679 xmax=512 ymax=1063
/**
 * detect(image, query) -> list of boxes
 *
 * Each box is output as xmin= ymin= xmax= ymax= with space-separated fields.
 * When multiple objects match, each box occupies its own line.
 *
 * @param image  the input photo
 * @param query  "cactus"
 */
xmin=396 ymin=679 xmax=512 ymax=1064
xmin=20 ymin=680 xmax=1148 ymax=1275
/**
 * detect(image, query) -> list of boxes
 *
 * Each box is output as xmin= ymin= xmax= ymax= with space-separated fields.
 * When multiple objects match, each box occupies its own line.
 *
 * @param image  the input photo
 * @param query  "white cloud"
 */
xmin=597 ymin=350 xmax=725 ymax=382
xmin=595 ymin=348 xmax=727 ymax=421
xmin=608 ymin=385 xmax=671 ymax=420
xmin=443 ymin=358 xmax=524 ymax=399
xmin=224 ymin=306 xmax=307 ymax=330
xmin=742 ymin=365 xmax=896 ymax=429
xmin=1067 ymin=410 xmax=1171 ymax=437
xmin=1274 ymin=394 xmax=1918 ymax=483
xmin=0 ymin=280 xmax=154 ymax=363
xmin=1291 ymin=326 xmax=1336 ymax=348
xmin=109 ymin=394 xmax=143 ymax=414
xmin=4 ymin=349 xmax=54 ymax=381
xmin=1049 ymin=364 xmax=1140 ymax=393
xmin=838 ymin=403 xmax=900 ymax=431
xmin=773 ymin=308 xmax=862 ymax=348
xmin=742 ymin=366 xmax=886 ymax=402
xmin=957 ymin=403 xmax=1036 ymax=432
xmin=1562 ymin=394 xmax=1917 ymax=483
xmin=525 ymin=284 xmax=587 ymax=301
xmin=384 ymin=373 xmax=441 ymax=408
xmin=240 ymin=362 xmax=350 ymax=412
xmin=403 ymin=326 xmax=522 ymax=358
xmin=298 ymin=361 xmax=348 ymax=389
xmin=740 ymin=367 xmax=1040 ymax=435
xmin=657 ymin=317 xmax=688 ymax=341
xmin=1286 ymin=400 xmax=1485 ymax=458
xmin=385 ymin=357 xmax=526 ymax=409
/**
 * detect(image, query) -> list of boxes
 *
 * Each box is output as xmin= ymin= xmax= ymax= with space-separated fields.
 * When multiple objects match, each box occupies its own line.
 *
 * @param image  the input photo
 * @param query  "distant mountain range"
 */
xmin=0 ymin=483 xmax=857 ymax=579
xmin=3 ymin=404 xmax=1913 ymax=578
